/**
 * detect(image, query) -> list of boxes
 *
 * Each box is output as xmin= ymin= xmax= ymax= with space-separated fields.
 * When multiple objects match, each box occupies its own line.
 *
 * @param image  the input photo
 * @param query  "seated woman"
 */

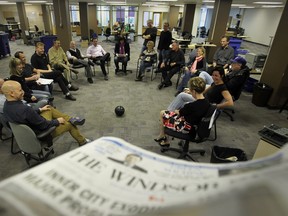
xmin=114 ymin=36 xmax=130 ymax=74
xmin=155 ymin=77 xmax=210 ymax=147
xmin=167 ymin=67 xmax=233 ymax=111
xmin=176 ymin=47 xmax=207 ymax=95
xmin=9 ymin=58 xmax=51 ymax=109
xmin=135 ymin=41 xmax=157 ymax=81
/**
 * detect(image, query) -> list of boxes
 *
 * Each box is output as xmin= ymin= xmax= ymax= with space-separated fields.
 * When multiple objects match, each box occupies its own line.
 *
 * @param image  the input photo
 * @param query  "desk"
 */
xmin=192 ymin=43 xmax=217 ymax=48
xmin=253 ymin=139 xmax=280 ymax=160
xmin=172 ymin=36 xmax=191 ymax=42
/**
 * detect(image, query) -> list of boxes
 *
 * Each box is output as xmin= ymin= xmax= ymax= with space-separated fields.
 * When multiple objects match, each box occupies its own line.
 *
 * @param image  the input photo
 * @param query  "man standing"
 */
xmin=48 ymin=39 xmax=78 ymax=82
xmin=67 ymin=41 xmax=94 ymax=83
xmin=2 ymin=80 xmax=90 ymax=146
xmin=141 ymin=19 xmax=157 ymax=54
xmin=158 ymin=41 xmax=185 ymax=89
xmin=31 ymin=42 xmax=78 ymax=101
xmin=212 ymin=36 xmax=235 ymax=70
xmin=157 ymin=22 xmax=172 ymax=69
xmin=86 ymin=38 xmax=110 ymax=81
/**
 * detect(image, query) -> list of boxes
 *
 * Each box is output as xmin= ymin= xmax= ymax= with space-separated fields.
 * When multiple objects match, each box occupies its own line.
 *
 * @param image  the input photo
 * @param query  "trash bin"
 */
xmin=252 ymin=83 xmax=273 ymax=107
xmin=210 ymin=146 xmax=248 ymax=163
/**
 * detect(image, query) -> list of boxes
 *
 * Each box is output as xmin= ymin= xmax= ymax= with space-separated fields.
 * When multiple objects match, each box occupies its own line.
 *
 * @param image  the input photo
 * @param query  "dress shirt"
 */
xmin=86 ymin=44 xmax=107 ymax=58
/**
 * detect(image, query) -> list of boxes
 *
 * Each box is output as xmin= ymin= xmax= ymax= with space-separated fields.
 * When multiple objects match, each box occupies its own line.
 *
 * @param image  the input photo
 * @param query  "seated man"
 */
xmin=31 ymin=42 xmax=78 ymax=101
xmin=157 ymin=41 xmax=185 ymax=89
xmin=48 ymin=39 xmax=78 ymax=83
xmin=135 ymin=41 xmax=157 ymax=81
xmin=86 ymin=38 xmax=110 ymax=81
xmin=114 ymin=36 xmax=130 ymax=74
xmin=15 ymin=51 xmax=52 ymax=94
xmin=208 ymin=36 xmax=234 ymax=74
xmin=2 ymin=80 xmax=90 ymax=146
xmin=66 ymin=40 xmax=94 ymax=83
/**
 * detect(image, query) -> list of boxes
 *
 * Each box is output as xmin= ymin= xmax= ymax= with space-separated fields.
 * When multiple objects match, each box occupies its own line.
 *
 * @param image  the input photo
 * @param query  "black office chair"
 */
xmin=161 ymin=105 xmax=220 ymax=161
xmin=103 ymin=27 xmax=112 ymax=42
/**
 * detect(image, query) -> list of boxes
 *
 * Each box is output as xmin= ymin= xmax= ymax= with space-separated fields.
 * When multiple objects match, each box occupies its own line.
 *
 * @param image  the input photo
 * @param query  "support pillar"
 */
xmin=169 ymin=6 xmax=180 ymax=29
xmin=16 ymin=2 xmax=29 ymax=44
xmin=52 ymin=0 xmax=71 ymax=51
xmin=260 ymin=1 xmax=288 ymax=107
xmin=207 ymin=0 xmax=232 ymax=63
xmin=181 ymin=4 xmax=196 ymax=34
xmin=79 ymin=2 xmax=89 ymax=40
xmin=41 ymin=4 xmax=52 ymax=34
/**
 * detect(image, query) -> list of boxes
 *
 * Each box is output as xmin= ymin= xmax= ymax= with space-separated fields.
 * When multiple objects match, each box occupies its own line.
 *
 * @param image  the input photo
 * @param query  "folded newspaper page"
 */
xmin=0 ymin=137 xmax=287 ymax=216
xmin=36 ymin=78 xmax=54 ymax=85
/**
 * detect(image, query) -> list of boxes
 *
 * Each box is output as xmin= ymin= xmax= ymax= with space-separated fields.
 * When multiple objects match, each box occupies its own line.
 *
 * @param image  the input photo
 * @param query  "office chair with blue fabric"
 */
xmin=161 ymin=105 xmax=220 ymax=161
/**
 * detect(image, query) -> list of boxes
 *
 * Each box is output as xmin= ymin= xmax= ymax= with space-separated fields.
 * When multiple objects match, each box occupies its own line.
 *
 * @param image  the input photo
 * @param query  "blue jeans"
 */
xmin=177 ymin=70 xmax=197 ymax=92
xmin=138 ymin=60 xmax=152 ymax=76
xmin=199 ymin=71 xmax=213 ymax=85
xmin=167 ymin=92 xmax=195 ymax=111
xmin=158 ymin=49 xmax=169 ymax=68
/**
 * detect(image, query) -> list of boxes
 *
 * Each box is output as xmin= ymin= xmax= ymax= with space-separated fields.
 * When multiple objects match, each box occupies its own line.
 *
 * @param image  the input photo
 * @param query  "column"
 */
xmin=88 ymin=4 xmax=98 ymax=39
xmin=79 ymin=2 xmax=89 ymax=40
xmin=181 ymin=4 xmax=196 ymax=34
xmin=16 ymin=2 xmax=29 ymax=44
xmin=168 ymin=6 xmax=180 ymax=29
xmin=41 ymin=4 xmax=52 ymax=34
xmin=260 ymin=2 xmax=288 ymax=107
xmin=52 ymin=0 xmax=71 ymax=51
xmin=207 ymin=0 xmax=232 ymax=63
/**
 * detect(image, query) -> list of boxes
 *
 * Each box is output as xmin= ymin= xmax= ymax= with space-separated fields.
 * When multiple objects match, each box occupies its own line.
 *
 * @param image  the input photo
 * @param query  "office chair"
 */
xmin=103 ymin=27 xmax=112 ymax=42
xmin=0 ymin=113 xmax=19 ymax=154
xmin=9 ymin=122 xmax=56 ymax=167
xmin=135 ymin=55 xmax=158 ymax=81
xmin=24 ymin=30 xmax=34 ymax=45
xmin=161 ymin=105 xmax=220 ymax=162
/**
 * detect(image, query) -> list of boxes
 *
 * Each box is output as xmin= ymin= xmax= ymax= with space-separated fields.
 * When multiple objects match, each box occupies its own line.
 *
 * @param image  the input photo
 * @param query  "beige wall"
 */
xmin=0 ymin=5 xmax=44 ymax=31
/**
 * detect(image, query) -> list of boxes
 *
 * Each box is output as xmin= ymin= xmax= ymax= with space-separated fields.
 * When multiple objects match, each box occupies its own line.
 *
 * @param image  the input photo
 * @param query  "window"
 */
xmin=70 ymin=5 xmax=80 ymax=24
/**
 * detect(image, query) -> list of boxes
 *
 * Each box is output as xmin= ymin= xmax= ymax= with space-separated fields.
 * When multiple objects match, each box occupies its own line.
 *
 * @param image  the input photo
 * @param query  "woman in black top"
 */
xmin=9 ymin=58 xmax=51 ymax=104
xmin=155 ymin=77 xmax=210 ymax=147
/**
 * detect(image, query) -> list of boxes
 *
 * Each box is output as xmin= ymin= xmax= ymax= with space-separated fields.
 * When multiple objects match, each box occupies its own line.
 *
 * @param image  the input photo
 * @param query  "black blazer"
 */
xmin=114 ymin=42 xmax=130 ymax=60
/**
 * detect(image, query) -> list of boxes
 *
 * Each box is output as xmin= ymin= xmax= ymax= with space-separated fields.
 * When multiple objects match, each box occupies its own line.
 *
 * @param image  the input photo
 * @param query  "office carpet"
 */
xmin=0 ymin=35 xmax=286 ymax=181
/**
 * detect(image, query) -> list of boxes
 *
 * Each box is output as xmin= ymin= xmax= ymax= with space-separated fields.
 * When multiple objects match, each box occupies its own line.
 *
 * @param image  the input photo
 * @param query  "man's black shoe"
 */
xmin=158 ymin=83 xmax=164 ymax=90
xmin=135 ymin=77 xmax=143 ymax=81
xmin=65 ymin=94 xmax=76 ymax=101
xmin=87 ymin=78 xmax=93 ymax=83
xmin=69 ymin=85 xmax=79 ymax=91
xmin=164 ymin=82 xmax=172 ymax=88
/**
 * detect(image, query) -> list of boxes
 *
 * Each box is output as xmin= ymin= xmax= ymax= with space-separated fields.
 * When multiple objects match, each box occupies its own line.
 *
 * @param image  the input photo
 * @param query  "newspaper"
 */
xmin=0 ymin=137 xmax=287 ymax=216
xmin=36 ymin=78 xmax=54 ymax=85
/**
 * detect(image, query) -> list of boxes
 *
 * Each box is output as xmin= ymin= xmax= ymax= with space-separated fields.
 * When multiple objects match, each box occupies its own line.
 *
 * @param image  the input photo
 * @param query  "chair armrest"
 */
xmin=36 ymin=126 xmax=56 ymax=139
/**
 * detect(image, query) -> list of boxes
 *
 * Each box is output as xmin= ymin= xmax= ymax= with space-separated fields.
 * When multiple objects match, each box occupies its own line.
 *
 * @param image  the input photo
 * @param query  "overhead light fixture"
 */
xmin=102 ymin=0 xmax=126 ymax=3
xmin=27 ymin=1 xmax=47 ymax=3
xmin=232 ymin=4 xmax=246 ymax=7
xmin=0 ymin=1 xmax=16 ymax=4
xmin=240 ymin=6 xmax=256 ymax=8
xmin=205 ymin=5 xmax=214 ymax=8
xmin=262 ymin=5 xmax=284 ymax=7
xmin=254 ymin=1 xmax=283 ymax=4
xmin=151 ymin=0 xmax=177 ymax=1
xmin=203 ymin=0 xmax=215 ymax=2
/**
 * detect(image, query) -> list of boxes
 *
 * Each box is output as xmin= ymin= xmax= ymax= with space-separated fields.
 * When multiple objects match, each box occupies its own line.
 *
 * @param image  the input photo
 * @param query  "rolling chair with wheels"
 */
xmin=136 ymin=55 xmax=158 ymax=81
xmin=103 ymin=27 xmax=112 ymax=42
xmin=9 ymin=122 xmax=56 ymax=167
xmin=161 ymin=105 xmax=220 ymax=161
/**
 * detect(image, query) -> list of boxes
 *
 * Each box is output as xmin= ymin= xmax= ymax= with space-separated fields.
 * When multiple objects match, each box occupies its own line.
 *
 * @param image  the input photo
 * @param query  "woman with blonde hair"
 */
xmin=176 ymin=47 xmax=207 ymax=95
xmin=155 ymin=77 xmax=210 ymax=147
xmin=9 ymin=57 xmax=51 ymax=105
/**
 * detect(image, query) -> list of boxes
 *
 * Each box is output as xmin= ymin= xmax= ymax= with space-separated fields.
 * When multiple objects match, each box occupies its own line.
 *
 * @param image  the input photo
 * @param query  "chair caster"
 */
xmin=200 ymin=152 xmax=205 ymax=156
xmin=160 ymin=148 xmax=165 ymax=153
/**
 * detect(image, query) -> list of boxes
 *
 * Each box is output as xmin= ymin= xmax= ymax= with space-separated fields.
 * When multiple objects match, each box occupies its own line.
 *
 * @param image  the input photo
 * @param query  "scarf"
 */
xmin=190 ymin=56 xmax=203 ymax=72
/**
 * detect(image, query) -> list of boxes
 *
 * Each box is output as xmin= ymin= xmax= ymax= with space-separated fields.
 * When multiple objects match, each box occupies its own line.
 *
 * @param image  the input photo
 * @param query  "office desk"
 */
xmin=253 ymin=139 xmax=280 ymax=160
xmin=172 ymin=36 xmax=191 ymax=42
xmin=192 ymin=43 xmax=217 ymax=48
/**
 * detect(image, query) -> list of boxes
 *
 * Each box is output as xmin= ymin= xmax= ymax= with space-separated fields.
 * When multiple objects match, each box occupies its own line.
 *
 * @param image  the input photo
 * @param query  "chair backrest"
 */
xmin=0 ymin=113 xmax=12 ymax=133
xmin=9 ymin=122 xmax=42 ymax=154
xmin=106 ymin=27 xmax=111 ymax=35
xmin=231 ymin=67 xmax=251 ymax=101
xmin=196 ymin=105 xmax=217 ymax=139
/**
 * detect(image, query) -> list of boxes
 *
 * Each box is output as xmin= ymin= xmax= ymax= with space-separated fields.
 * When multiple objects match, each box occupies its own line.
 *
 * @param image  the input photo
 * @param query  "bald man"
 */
xmin=2 ymin=80 xmax=90 ymax=146
xmin=66 ymin=40 xmax=94 ymax=83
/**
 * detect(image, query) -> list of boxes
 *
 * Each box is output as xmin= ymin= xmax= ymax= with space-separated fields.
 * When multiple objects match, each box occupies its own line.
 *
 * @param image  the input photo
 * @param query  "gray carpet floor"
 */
xmin=0 ymin=35 xmax=287 ymax=181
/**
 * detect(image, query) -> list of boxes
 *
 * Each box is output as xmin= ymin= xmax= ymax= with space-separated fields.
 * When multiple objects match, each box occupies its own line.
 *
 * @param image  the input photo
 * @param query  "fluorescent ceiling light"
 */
xmin=254 ymin=1 xmax=283 ymax=4
xmin=240 ymin=6 xmax=256 ymax=8
xmin=203 ymin=0 xmax=215 ymax=2
xmin=151 ymin=0 xmax=177 ymax=1
xmin=232 ymin=4 xmax=246 ymax=7
xmin=262 ymin=5 xmax=284 ymax=7
xmin=205 ymin=5 xmax=214 ymax=8
xmin=27 ymin=1 xmax=47 ymax=3
xmin=0 ymin=2 xmax=16 ymax=4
